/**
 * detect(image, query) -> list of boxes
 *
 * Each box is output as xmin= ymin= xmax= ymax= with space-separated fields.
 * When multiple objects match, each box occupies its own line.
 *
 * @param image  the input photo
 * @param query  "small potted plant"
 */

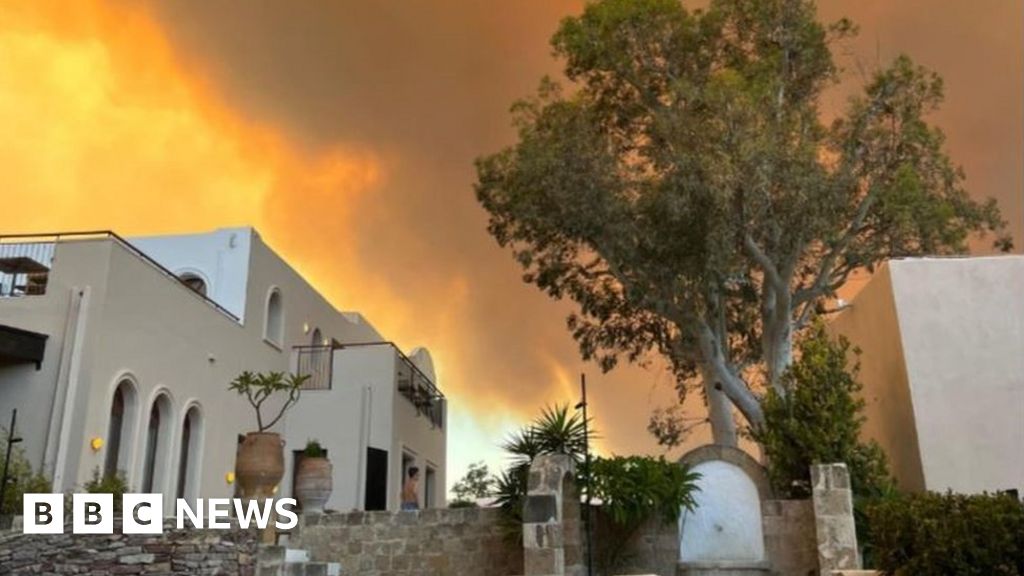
xmin=229 ymin=371 xmax=308 ymax=499
xmin=295 ymin=439 xmax=333 ymax=514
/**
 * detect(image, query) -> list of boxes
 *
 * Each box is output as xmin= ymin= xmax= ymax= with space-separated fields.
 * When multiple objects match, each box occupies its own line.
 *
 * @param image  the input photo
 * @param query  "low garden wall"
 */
xmin=0 ymin=519 xmax=260 ymax=575
xmin=590 ymin=499 xmax=817 ymax=576
xmin=292 ymin=507 xmax=522 ymax=576
xmin=762 ymin=499 xmax=818 ymax=576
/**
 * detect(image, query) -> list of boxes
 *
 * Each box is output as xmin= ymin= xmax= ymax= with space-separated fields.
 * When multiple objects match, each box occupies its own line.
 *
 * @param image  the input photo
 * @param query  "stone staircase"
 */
xmin=676 ymin=560 xmax=771 ymax=576
xmin=257 ymin=544 xmax=342 ymax=576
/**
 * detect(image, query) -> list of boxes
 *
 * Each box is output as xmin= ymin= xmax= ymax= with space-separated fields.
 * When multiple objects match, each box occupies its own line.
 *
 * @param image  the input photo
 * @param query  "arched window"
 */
xmin=264 ymin=288 xmax=284 ymax=346
xmin=104 ymin=379 xmax=137 ymax=480
xmin=178 ymin=272 xmax=207 ymax=296
xmin=176 ymin=405 xmax=202 ymax=499
xmin=311 ymin=328 xmax=322 ymax=346
xmin=141 ymin=394 xmax=172 ymax=493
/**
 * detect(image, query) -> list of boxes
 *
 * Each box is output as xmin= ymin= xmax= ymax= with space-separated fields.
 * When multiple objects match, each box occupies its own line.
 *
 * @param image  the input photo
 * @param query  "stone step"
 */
xmin=677 ymin=560 xmax=772 ymax=576
xmin=285 ymin=561 xmax=342 ymax=576
xmin=285 ymin=548 xmax=311 ymax=563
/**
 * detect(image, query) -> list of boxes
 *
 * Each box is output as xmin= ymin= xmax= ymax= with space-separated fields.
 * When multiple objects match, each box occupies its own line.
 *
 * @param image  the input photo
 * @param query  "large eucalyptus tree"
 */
xmin=474 ymin=0 xmax=1010 ymax=446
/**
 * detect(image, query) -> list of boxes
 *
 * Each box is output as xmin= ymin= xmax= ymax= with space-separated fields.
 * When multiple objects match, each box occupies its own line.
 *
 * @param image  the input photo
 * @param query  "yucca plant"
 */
xmin=531 ymin=404 xmax=590 ymax=460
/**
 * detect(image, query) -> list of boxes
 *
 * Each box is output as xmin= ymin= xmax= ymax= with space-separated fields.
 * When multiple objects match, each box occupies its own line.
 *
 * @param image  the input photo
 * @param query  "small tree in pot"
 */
xmin=295 ymin=439 xmax=333 ymax=514
xmin=230 ymin=371 xmax=308 ymax=499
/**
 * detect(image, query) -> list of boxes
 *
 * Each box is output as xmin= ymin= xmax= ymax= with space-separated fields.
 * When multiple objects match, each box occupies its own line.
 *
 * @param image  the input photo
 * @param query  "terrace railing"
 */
xmin=295 ymin=344 xmax=334 ymax=390
xmin=0 ymin=231 xmax=240 ymax=321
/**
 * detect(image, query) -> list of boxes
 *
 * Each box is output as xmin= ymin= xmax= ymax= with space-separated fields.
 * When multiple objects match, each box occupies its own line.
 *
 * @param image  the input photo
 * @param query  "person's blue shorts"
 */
xmin=401 ymin=502 xmax=419 ymax=511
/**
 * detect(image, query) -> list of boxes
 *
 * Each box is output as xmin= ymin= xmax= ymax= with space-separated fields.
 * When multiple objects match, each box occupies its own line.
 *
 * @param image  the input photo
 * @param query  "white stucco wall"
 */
xmin=0 ymin=229 xmax=446 ymax=512
xmin=888 ymin=257 xmax=1024 ymax=495
xmin=129 ymin=228 xmax=253 ymax=322
xmin=829 ymin=265 xmax=926 ymax=491
xmin=833 ymin=256 xmax=1024 ymax=495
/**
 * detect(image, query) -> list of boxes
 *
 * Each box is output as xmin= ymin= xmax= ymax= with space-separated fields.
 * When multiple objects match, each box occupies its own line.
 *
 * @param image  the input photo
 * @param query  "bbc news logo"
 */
xmin=23 ymin=494 xmax=298 ymax=534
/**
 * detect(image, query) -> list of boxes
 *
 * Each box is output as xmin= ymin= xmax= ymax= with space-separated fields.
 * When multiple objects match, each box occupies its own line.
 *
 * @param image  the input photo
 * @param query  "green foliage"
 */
xmin=0 ymin=433 xmax=51 ymax=517
xmin=447 ymin=499 xmax=478 ymax=509
xmin=474 ymin=0 xmax=1011 ymax=438
xmin=451 ymin=461 xmax=495 ymax=503
xmin=495 ymin=403 xmax=592 ymax=515
xmin=750 ymin=322 xmax=892 ymax=500
xmin=304 ymin=439 xmax=326 ymax=458
xmin=588 ymin=456 xmax=699 ymax=527
xmin=229 ymin=371 xmax=308 ymax=432
xmin=866 ymin=491 xmax=1024 ymax=575
xmin=588 ymin=455 xmax=700 ymax=572
xmin=84 ymin=468 xmax=129 ymax=511
xmin=495 ymin=403 xmax=699 ymax=560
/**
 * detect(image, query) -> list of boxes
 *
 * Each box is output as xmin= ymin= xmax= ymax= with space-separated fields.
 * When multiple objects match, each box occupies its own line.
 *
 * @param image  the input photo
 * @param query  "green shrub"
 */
xmin=588 ymin=455 xmax=699 ymax=527
xmin=0 ymin=432 xmax=51 ymax=518
xmin=495 ymin=403 xmax=700 ymax=568
xmin=304 ymin=439 xmax=326 ymax=458
xmin=587 ymin=455 xmax=700 ymax=572
xmin=447 ymin=499 xmax=479 ymax=509
xmin=84 ymin=468 xmax=129 ymax=511
xmin=867 ymin=491 xmax=1024 ymax=575
xmin=750 ymin=322 xmax=892 ymax=500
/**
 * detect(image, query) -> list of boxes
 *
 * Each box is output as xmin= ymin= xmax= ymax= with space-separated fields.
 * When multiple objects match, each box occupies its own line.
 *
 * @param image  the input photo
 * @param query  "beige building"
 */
xmin=0 ymin=228 xmax=446 ymax=511
xmin=830 ymin=256 xmax=1023 ymax=495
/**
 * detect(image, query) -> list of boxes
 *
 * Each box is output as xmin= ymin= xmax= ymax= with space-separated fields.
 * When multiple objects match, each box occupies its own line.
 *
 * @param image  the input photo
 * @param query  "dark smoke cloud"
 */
xmin=134 ymin=0 xmax=1022 ymax=464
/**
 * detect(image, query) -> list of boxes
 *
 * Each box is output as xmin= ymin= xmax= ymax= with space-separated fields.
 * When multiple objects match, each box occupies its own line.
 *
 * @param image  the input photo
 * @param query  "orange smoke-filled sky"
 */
xmin=0 ymin=0 xmax=1020 ymax=484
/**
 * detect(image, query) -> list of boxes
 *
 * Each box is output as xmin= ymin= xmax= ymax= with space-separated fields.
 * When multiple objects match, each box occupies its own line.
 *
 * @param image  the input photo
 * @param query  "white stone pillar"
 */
xmin=811 ymin=463 xmax=860 ymax=574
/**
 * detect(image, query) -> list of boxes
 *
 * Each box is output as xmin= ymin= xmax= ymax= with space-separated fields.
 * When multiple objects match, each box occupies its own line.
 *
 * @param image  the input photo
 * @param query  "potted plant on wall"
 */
xmin=229 ymin=371 xmax=308 ymax=499
xmin=295 ymin=439 xmax=333 ymax=514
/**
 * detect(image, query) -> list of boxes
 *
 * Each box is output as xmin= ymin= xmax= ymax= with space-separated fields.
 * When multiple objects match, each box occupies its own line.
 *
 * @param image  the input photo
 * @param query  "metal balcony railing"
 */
xmin=0 ymin=231 xmax=240 ymax=321
xmin=295 ymin=345 xmax=333 ymax=390
xmin=0 ymin=241 xmax=55 ymax=297
xmin=295 ymin=341 xmax=445 ymax=428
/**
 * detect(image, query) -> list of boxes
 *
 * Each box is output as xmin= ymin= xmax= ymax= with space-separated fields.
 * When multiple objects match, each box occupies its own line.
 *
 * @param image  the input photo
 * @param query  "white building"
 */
xmin=830 ymin=255 xmax=1023 ymax=495
xmin=0 ymin=228 xmax=446 ymax=512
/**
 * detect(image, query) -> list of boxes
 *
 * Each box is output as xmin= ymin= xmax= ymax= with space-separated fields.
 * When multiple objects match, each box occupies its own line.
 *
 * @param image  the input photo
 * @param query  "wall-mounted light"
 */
xmin=303 ymin=322 xmax=310 ymax=334
xmin=225 ymin=472 xmax=235 ymax=485
xmin=90 ymin=437 xmax=104 ymax=452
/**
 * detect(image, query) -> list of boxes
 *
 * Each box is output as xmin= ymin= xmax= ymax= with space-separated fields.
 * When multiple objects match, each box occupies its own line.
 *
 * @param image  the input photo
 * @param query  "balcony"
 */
xmin=0 ymin=240 xmax=54 ymax=297
xmin=293 ymin=341 xmax=445 ymax=428
xmin=394 ymin=349 xmax=445 ymax=429
xmin=0 ymin=232 xmax=240 ymax=321
xmin=295 ymin=344 xmax=333 ymax=390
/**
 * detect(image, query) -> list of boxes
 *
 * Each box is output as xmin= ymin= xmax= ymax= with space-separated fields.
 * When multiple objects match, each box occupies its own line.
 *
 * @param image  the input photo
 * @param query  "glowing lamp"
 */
xmin=90 ymin=437 xmax=104 ymax=452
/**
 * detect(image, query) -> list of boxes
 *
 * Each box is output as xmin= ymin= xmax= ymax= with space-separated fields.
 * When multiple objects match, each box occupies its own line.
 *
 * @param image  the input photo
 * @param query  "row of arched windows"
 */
xmin=103 ymin=377 xmax=203 ymax=499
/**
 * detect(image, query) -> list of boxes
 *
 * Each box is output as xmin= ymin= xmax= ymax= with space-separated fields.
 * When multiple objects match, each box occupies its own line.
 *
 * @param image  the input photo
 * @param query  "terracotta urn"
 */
xmin=295 ymin=456 xmax=333 ymax=514
xmin=235 ymin=432 xmax=285 ymax=499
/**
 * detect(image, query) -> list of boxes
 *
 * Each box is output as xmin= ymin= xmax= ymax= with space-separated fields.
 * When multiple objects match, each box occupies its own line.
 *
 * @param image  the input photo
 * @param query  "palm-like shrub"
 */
xmin=495 ymin=404 xmax=592 ymax=518
xmin=494 ymin=401 xmax=699 ymax=572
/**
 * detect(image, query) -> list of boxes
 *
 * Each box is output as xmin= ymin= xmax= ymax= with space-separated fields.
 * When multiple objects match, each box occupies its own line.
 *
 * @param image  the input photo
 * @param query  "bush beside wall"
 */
xmin=867 ymin=491 xmax=1024 ymax=575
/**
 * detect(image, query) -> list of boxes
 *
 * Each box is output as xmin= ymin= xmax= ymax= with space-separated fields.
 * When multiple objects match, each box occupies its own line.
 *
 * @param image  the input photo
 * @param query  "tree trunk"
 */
xmin=701 ymin=365 xmax=738 ymax=447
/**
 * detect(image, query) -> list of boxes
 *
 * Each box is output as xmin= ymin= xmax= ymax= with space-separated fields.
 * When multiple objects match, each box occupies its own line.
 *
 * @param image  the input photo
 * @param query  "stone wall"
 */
xmin=590 ymin=509 xmax=677 ymax=576
xmin=0 ymin=520 xmax=260 ymax=575
xmin=763 ymin=499 xmax=818 ymax=576
xmin=292 ymin=508 xmax=522 ymax=576
xmin=591 ymin=500 xmax=817 ymax=576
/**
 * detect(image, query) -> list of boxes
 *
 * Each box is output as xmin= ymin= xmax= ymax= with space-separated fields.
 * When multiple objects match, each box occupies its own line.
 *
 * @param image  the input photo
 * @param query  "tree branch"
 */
xmin=743 ymin=233 xmax=785 ymax=291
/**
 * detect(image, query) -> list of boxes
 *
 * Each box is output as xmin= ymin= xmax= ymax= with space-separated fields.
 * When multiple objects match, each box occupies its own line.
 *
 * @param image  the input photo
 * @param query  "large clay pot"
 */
xmin=295 ymin=457 xmax=333 ymax=514
xmin=235 ymin=432 xmax=285 ymax=499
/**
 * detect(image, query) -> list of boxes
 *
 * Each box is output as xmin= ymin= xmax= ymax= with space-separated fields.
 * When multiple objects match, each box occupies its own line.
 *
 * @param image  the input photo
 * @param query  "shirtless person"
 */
xmin=401 ymin=466 xmax=420 ymax=511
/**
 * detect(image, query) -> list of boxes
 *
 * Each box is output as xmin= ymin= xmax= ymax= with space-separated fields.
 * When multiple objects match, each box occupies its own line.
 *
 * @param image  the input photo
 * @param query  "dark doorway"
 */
xmin=364 ymin=447 xmax=388 ymax=511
